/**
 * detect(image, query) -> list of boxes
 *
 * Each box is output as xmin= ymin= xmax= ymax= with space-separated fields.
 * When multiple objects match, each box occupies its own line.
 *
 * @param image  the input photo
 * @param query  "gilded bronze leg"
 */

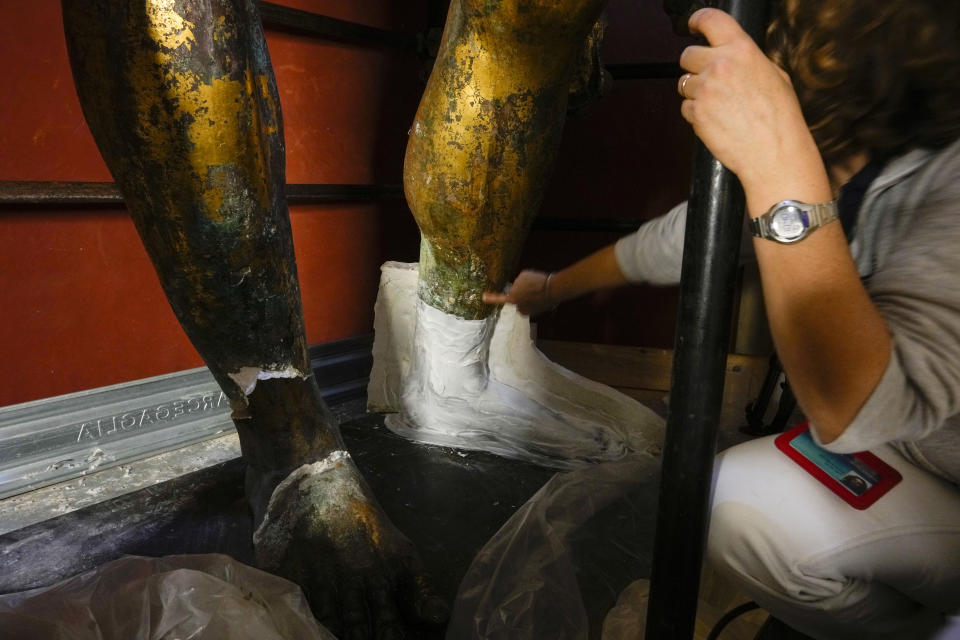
xmin=377 ymin=0 xmax=666 ymax=468
xmin=405 ymin=0 xmax=608 ymax=319
xmin=61 ymin=1 xmax=445 ymax=635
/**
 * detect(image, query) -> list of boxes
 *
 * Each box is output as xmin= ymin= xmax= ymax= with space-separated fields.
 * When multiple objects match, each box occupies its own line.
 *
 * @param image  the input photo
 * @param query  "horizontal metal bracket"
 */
xmin=0 ymin=335 xmax=373 ymax=500
xmin=0 ymin=181 xmax=404 ymax=207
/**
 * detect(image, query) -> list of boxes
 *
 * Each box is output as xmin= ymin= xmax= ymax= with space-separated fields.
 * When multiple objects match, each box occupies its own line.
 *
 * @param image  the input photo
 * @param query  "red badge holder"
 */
xmin=775 ymin=422 xmax=902 ymax=509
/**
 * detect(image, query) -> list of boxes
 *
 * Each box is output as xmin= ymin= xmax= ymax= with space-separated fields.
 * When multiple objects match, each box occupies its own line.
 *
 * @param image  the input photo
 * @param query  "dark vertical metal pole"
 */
xmin=644 ymin=1 xmax=771 ymax=638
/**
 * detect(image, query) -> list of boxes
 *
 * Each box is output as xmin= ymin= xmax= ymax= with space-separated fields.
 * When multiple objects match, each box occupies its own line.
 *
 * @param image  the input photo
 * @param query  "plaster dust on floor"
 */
xmin=0 ymin=433 xmax=242 ymax=535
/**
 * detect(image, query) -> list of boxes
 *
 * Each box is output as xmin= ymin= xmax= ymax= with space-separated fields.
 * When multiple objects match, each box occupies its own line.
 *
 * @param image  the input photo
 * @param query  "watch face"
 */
xmin=771 ymin=205 xmax=808 ymax=240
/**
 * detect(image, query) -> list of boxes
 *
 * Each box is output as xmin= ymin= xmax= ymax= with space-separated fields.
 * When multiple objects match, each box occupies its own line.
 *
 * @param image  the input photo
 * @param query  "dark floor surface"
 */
xmin=0 ymin=390 xmax=820 ymax=640
xmin=0 ymin=400 xmax=664 ymax=639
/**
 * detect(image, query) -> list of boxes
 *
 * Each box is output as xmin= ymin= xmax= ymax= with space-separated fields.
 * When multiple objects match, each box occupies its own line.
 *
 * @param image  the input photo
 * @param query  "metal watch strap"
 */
xmin=806 ymin=200 xmax=839 ymax=228
xmin=750 ymin=200 xmax=838 ymax=241
xmin=749 ymin=215 xmax=769 ymax=238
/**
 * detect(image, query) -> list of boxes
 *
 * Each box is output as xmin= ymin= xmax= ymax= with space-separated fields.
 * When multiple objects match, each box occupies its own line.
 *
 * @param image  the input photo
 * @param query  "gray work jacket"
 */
xmin=615 ymin=138 xmax=960 ymax=485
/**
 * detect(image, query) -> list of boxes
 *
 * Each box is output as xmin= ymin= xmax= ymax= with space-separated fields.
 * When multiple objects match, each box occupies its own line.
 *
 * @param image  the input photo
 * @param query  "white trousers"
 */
xmin=707 ymin=435 xmax=960 ymax=640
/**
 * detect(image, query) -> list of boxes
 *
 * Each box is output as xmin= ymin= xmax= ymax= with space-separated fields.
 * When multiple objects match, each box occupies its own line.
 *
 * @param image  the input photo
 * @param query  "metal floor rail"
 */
xmin=0 ymin=334 xmax=373 ymax=500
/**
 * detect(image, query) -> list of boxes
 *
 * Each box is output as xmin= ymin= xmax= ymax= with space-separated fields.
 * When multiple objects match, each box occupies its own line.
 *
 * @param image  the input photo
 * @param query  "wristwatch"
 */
xmin=749 ymin=200 xmax=839 ymax=244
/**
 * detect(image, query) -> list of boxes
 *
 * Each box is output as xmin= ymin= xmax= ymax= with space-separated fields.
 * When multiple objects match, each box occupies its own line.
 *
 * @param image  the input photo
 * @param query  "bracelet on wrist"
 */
xmin=542 ymin=272 xmax=559 ymax=311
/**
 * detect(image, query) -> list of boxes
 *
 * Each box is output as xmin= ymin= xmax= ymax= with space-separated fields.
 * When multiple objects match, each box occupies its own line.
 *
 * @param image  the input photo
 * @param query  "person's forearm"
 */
xmin=673 ymin=6 xmax=892 ymax=443
xmin=743 ymin=168 xmax=891 ymax=443
xmin=547 ymin=243 xmax=629 ymax=305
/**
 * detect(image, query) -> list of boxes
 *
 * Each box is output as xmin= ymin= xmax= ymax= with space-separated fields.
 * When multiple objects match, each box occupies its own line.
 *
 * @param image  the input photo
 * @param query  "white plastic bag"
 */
xmin=0 ymin=554 xmax=334 ymax=640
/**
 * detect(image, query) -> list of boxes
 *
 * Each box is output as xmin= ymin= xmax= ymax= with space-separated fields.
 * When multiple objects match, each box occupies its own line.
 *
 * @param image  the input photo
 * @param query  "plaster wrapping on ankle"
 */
xmin=229 ymin=365 xmax=306 ymax=397
xmin=369 ymin=262 xmax=419 ymax=411
xmin=395 ymin=300 xmax=635 ymax=466
xmin=412 ymin=300 xmax=495 ymax=397
xmin=252 ymin=450 xmax=351 ymax=547
xmin=489 ymin=303 xmax=664 ymax=455
xmin=370 ymin=262 xmax=665 ymax=468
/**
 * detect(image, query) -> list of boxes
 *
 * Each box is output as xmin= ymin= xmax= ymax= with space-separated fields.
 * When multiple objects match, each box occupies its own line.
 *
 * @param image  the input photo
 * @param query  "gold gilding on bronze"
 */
xmin=64 ymin=0 xmax=304 ymax=359
xmin=404 ymin=0 xmax=607 ymax=317
xmin=131 ymin=1 xmax=271 ymax=222
xmin=351 ymin=500 xmax=384 ymax=548
xmin=145 ymin=0 xmax=196 ymax=55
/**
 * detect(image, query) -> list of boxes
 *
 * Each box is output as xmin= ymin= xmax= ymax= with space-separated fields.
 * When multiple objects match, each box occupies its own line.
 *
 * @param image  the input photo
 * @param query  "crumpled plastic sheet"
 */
xmin=0 ymin=553 xmax=335 ymax=640
xmin=601 ymin=578 xmax=650 ymax=639
xmin=446 ymin=454 xmax=661 ymax=640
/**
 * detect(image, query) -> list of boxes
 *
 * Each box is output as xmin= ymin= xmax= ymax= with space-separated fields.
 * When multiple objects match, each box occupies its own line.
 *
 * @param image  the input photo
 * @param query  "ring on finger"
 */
xmin=678 ymin=73 xmax=692 ymax=99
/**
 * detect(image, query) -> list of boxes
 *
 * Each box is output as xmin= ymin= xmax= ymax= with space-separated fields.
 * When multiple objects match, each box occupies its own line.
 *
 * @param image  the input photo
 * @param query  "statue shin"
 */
xmin=61 ymin=1 xmax=445 ymax=636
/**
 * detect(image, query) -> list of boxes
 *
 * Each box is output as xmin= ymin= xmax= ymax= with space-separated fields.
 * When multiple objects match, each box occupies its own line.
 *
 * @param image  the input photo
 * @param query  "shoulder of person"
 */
xmin=915 ymin=136 xmax=960 ymax=197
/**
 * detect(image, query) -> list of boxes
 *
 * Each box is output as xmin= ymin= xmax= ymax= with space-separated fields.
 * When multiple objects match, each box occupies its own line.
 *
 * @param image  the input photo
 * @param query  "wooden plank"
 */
xmin=539 ymin=340 xmax=676 ymax=390
xmin=539 ymin=340 xmax=771 ymax=443
xmin=539 ymin=340 xmax=766 ymax=392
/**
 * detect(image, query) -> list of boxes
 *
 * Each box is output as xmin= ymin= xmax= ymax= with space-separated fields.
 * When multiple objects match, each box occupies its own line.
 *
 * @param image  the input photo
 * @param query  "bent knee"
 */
xmin=708 ymin=499 xmax=848 ymax=603
xmin=707 ymin=501 xmax=777 ymax=586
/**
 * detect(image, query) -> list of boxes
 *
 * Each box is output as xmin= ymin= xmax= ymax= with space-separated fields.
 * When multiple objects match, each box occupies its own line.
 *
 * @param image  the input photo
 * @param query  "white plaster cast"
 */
xmin=368 ymin=262 xmax=664 ymax=469
xmin=368 ymin=261 xmax=420 ymax=412
xmin=252 ymin=450 xmax=352 ymax=548
xmin=228 ymin=365 xmax=305 ymax=397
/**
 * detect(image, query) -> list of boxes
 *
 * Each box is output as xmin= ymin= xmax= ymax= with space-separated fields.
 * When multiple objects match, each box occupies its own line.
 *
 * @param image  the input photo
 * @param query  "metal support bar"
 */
xmin=257 ymin=2 xmax=419 ymax=52
xmin=0 ymin=181 xmax=403 ymax=207
xmin=0 ymin=183 xmax=644 ymax=232
xmin=644 ymin=0 xmax=771 ymax=638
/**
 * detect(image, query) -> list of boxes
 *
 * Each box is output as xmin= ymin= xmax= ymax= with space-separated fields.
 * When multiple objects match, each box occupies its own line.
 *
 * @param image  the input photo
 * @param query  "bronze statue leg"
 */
xmin=375 ymin=0 xmax=663 ymax=467
xmin=405 ymin=0 xmax=608 ymax=319
xmin=61 ymin=1 xmax=444 ymax=635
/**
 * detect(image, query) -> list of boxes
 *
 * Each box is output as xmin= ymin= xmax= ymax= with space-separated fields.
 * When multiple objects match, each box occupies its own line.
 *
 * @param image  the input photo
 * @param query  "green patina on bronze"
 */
xmin=62 ymin=4 xmax=452 ymax=630
xmin=404 ymin=0 xmax=609 ymax=319
xmin=61 ymin=0 xmax=344 ymax=469
xmin=62 ymin=0 xmax=307 ymax=403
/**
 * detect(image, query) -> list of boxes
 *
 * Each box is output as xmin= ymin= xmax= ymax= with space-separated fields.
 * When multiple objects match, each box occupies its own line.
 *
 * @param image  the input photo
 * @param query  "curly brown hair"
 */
xmin=766 ymin=0 xmax=960 ymax=167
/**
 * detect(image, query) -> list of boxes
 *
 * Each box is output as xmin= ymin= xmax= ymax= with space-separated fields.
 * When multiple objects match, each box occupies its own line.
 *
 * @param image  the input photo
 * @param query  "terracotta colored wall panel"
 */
xmin=0 ymin=3 xmax=111 ymax=181
xmin=1 ymin=210 xmax=201 ymax=404
xmin=266 ymin=31 xmax=425 ymax=184
xmin=2 ymin=0 xmax=695 ymax=406
xmin=1 ymin=2 xmax=425 ymax=406
xmin=290 ymin=204 xmax=388 ymax=344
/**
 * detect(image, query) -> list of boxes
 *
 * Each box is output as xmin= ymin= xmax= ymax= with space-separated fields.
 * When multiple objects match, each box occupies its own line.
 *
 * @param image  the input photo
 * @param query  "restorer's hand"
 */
xmin=677 ymin=8 xmax=822 ymax=197
xmin=482 ymin=269 xmax=555 ymax=317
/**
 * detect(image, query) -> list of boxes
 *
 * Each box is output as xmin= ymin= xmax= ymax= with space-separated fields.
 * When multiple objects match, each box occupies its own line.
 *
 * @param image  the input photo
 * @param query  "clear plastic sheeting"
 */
xmin=601 ymin=579 xmax=651 ymax=639
xmin=0 ymin=554 xmax=334 ymax=640
xmin=447 ymin=454 xmax=661 ymax=640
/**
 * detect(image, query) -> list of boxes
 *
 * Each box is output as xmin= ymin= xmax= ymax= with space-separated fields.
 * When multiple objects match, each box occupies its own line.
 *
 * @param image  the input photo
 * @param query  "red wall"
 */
xmin=0 ymin=0 xmax=693 ymax=407
xmin=0 ymin=1 xmax=425 ymax=406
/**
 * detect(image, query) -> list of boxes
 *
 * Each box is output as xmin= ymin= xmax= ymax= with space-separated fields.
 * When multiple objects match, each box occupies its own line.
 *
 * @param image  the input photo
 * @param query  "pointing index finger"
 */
xmin=482 ymin=292 xmax=508 ymax=304
xmin=687 ymin=7 xmax=746 ymax=47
